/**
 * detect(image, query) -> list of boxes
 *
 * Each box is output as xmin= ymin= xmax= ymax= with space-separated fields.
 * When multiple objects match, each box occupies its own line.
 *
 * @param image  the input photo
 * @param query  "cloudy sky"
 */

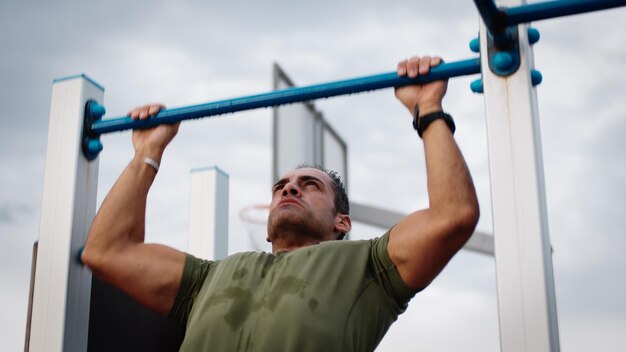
xmin=1 ymin=0 xmax=624 ymax=351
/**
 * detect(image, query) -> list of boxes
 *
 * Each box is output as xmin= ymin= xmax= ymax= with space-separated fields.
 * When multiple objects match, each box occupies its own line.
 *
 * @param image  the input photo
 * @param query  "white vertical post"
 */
xmin=480 ymin=1 xmax=560 ymax=351
xmin=188 ymin=166 xmax=229 ymax=260
xmin=29 ymin=75 xmax=103 ymax=351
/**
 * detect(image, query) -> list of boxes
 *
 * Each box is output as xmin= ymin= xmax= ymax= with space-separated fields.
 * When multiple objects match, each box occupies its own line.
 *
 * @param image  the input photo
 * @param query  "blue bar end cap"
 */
xmin=527 ymin=27 xmax=540 ymax=45
xmin=77 ymin=245 xmax=85 ymax=265
xmin=470 ymin=78 xmax=484 ymax=93
xmin=531 ymin=69 xmax=543 ymax=86
xmin=82 ymin=100 xmax=106 ymax=161
xmin=469 ymin=37 xmax=480 ymax=53
xmin=487 ymin=26 xmax=521 ymax=76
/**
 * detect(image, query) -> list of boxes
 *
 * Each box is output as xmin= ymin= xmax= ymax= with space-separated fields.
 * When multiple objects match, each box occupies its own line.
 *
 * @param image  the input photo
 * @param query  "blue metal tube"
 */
xmin=474 ymin=0 xmax=626 ymax=34
xmin=473 ymin=0 xmax=507 ymax=33
xmin=91 ymin=58 xmax=480 ymax=135
xmin=504 ymin=0 xmax=626 ymax=25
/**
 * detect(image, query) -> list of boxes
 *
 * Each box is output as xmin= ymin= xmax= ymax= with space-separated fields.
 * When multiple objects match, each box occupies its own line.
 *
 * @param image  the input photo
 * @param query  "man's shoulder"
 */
xmin=317 ymin=231 xmax=390 ymax=251
xmin=210 ymin=251 xmax=270 ymax=266
xmin=297 ymin=233 xmax=391 ymax=265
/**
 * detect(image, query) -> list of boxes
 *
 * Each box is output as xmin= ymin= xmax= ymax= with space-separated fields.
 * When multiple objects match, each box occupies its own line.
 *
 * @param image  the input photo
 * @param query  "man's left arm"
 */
xmin=388 ymin=56 xmax=480 ymax=291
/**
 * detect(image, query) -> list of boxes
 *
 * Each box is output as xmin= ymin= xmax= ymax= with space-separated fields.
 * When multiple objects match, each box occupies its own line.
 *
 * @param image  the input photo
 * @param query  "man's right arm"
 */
xmin=81 ymin=104 xmax=185 ymax=316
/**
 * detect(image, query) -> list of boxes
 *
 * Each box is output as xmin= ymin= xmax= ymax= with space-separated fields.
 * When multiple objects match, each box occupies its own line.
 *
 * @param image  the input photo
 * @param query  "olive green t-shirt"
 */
xmin=168 ymin=231 xmax=415 ymax=351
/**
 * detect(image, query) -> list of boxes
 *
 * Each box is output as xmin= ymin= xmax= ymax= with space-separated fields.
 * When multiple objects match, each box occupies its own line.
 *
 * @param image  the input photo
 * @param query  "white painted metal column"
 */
xmin=480 ymin=1 xmax=560 ymax=351
xmin=29 ymin=75 xmax=103 ymax=352
xmin=188 ymin=166 xmax=229 ymax=260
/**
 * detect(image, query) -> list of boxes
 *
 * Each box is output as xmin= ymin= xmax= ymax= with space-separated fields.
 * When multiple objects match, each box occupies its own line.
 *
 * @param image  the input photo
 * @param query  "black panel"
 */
xmin=88 ymin=276 xmax=185 ymax=352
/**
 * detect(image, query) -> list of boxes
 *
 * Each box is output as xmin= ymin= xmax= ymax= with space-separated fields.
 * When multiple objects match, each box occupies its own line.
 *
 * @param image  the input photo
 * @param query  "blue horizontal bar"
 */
xmin=91 ymin=58 xmax=481 ymax=135
xmin=504 ymin=0 xmax=626 ymax=25
xmin=474 ymin=0 xmax=626 ymax=35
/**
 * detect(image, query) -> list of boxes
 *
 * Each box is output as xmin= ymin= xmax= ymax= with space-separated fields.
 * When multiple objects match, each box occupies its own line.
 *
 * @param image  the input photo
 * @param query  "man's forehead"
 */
xmin=280 ymin=168 xmax=332 ymax=184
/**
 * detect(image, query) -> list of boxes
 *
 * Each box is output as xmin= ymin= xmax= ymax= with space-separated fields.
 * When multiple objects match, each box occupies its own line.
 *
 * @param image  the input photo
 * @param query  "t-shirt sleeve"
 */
xmin=167 ymin=254 xmax=214 ymax=324
xmin=370 ymin=230 xmax=417 ymax=304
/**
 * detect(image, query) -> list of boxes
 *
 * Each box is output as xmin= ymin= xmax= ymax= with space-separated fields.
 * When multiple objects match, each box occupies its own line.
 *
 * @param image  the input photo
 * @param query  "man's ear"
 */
xmin=334 ymin=214 xmax=352 ymax=235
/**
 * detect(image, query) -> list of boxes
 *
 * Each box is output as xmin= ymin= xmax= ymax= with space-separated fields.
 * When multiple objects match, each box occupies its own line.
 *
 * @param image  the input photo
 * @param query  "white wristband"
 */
xmin=143 ymin=157 xmax=160 ymax=172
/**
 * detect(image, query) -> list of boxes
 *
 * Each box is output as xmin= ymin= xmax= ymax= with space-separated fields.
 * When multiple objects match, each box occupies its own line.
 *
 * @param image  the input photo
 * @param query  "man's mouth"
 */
xmin=278 ymin=198 xmax=302 ymax=207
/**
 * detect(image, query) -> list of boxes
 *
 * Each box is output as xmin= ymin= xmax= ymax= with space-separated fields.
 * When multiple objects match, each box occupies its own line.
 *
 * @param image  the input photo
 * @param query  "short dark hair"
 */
xmin=297 ymin=164 xmax=349 ymax=215
xmin=297 ymin=164 xmax=349 ymax=240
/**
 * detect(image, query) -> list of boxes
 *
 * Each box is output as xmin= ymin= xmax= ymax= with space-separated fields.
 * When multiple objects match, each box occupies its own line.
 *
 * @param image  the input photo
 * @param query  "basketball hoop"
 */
xmin=239 ymin=204 xmax=270 ymax=251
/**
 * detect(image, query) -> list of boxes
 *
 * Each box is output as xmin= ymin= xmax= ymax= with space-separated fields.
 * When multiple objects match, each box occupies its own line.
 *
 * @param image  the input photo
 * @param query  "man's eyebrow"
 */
xmin=272 ymin=178 xmax=288 ymax=190
xmin=300 ymin=175 xmax=324 ymax=186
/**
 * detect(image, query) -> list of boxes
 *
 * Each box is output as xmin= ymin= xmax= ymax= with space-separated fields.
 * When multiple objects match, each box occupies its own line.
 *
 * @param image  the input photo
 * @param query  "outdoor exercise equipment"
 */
xmin=80 ymin=0 xmax=626 ymax=161
xmin=28 ymin=1 xmax=626 ymax=352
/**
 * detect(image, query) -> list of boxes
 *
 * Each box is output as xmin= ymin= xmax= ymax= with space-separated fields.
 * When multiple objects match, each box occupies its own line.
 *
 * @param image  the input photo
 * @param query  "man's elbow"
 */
xmin=453 ymin=203 xmax=480 ymax=237
xmin=80 ymin=242 xmax=103 ymax=271
xmin=435 ymin=201 xmax=479 ymax=240
xmin=81 ymin=231 xmax=115 ymax=273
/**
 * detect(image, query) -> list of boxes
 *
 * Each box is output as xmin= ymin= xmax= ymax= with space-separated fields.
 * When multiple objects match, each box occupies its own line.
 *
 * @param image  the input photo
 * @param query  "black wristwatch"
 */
xmin=412 ymin=105 xmax=456 ymax=138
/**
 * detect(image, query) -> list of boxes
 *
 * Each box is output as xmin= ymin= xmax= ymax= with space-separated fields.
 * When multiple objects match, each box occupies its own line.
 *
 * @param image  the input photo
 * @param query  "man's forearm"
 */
xmin=388 ymin=56 xmax=479 ymax=290
xmin=83 ymin=150 xmax=161 ymax=261
xmin=80 ymin=106 xmax=185 ymax=315
xmin=423 ymin=120 xmax=478 ymax=229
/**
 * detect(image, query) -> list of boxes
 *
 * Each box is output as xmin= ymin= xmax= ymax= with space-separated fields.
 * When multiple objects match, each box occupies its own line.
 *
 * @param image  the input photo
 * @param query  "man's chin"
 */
xmin=268 ymin=214 xmax=323 ymax=238
xmin=269 ymin=213 xmax=306 ymax=231
xmin=270 ymin=206 xmax=305 ymax=221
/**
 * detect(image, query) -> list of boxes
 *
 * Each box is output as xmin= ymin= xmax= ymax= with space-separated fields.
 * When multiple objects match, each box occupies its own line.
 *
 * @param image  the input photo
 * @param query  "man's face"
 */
xmin=267 ymin=168 xmax=339 ymax=243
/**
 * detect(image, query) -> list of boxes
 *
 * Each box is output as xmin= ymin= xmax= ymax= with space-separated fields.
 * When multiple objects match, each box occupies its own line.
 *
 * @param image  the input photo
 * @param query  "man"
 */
xmin=82 ymin=56 xmax=479 ymax=351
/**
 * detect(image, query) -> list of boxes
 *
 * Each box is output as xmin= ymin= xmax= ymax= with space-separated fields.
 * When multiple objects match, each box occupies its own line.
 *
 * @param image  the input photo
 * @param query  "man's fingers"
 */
xmin=128 ymin=107 xmax=140 ymax=119
xmin=407 ymin=57 xmax=420 ymax=78
xmin=400 ymin=56 xmax=443 ymax=78
xmin=397 ymin=61 xmax=408 ymax=76
xmin=128 ymin=103 xmax=166 ymax=120
xmin=398 ymin=56 xmax=444 ymax=78
xmin=418 ymin=56 xmax=432 ymax=75
xmin=148 ymin=104 xmax=165 ymax=116
xmin=137 ymin=106 xmax=147 ymax=120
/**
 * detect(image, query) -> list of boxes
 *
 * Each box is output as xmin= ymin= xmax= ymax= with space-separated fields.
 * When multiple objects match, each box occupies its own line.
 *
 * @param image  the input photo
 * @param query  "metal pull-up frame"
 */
xmin=80 ymin=0 xmax=626 ymax=161
xmin=28 ymin=1 xmax=626 ymax=352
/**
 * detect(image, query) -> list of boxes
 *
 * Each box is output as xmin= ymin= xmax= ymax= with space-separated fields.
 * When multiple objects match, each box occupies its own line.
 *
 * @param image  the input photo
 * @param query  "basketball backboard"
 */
xmin=272 ymin=63 xmax=348 ymax=188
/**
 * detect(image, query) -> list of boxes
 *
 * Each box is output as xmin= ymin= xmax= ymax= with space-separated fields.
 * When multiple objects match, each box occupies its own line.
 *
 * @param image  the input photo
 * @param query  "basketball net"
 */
xmin=239 ymin=204 xmax=271 ymax=251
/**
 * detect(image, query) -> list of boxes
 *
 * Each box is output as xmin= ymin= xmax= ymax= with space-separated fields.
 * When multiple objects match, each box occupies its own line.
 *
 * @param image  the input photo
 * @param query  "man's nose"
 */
xmin=282 ymin=181 xmax=300 ymax=196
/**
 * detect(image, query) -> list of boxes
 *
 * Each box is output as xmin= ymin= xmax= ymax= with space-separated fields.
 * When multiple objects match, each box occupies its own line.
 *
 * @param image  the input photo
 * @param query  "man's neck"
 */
xmin=268 ymin=224 xmax=337 ymax=253
xmin=271 ymin=237 xmax=322 ymax=253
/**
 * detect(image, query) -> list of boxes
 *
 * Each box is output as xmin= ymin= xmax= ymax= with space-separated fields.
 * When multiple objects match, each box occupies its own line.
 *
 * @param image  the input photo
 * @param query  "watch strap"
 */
xmin=412 ymin=106 xmax=456 ymax=138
